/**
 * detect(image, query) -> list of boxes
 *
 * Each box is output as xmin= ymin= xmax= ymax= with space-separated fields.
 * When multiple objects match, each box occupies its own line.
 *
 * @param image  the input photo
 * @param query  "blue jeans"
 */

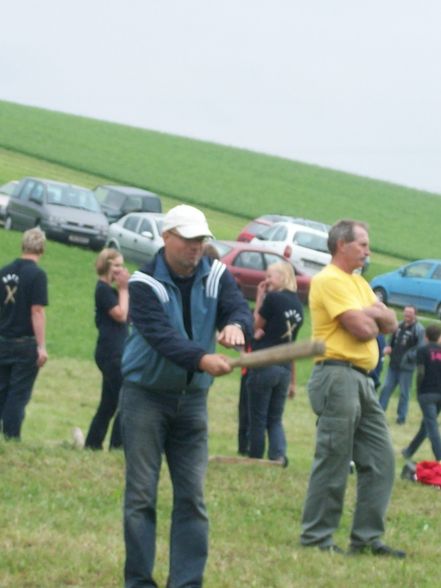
xmin=85 ymin=351 xmax=122 ymax=450
xmin=237 ymin=371 xmax=249 ymax=454
xmin=403 ymin=393 xmax=441 ymax=460
xmin=0 ymin=337 xmax=39 ymax=439
xmin=247 ymin=365 xmax=291 ymax=460
xmin=379 ymin=366 xmax=414 ymax=422
xmin=120 ymin=381 xmax=209 ymax=588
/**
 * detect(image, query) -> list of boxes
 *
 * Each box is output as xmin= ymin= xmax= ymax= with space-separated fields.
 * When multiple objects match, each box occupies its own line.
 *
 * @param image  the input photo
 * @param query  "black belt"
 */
xmin=317 ymin=359 xmax=370 ymax=377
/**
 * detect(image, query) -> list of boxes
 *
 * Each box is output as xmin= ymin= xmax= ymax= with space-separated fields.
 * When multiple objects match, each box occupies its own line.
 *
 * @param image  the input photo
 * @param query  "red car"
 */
xmin=209 ymin=240 xmax=311 ymax=303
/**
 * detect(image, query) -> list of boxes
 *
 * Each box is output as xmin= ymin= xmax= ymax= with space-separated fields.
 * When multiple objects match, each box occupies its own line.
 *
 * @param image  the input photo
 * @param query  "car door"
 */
xmin=10 ymin=179 xmax=39 ymax=229
xmin=390 ymin=261 xmax=435 ymax=309
xmin=117 ymin=214 xmax=142 ymax=262
xmin=419 ymin=263 xmax=441 ymax=313
xmin=230 ymin=250 xmax=266 ymax=299
xmin=134 ymin=217 xmax=160 ymax=263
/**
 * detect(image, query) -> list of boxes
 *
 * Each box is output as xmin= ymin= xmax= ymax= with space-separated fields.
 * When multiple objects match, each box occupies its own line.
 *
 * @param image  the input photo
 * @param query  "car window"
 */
xmin=293 ymin=231 xmax=328 ymax=253
xmin=271 ymin=226 xmax=288 ymax=241
xmin=125 ymin=196 xmax=143 ymax=212
xmin=123 ymin=215 xmax=140 ymax=232
xmin=20 ymin=180 xmax=37 ymax=201
xmin=94 ymin=187 xmax=109 ymax=204
xmin=105 ymin=192 xmax=125 ymax=208
xmin=47 ymin=186 xmax=64 ymax=204
xmin=431 ymin=265 xmax=441 ymax=280
xmin=404 ymin=262 xmax=433 ymax=278
xmin=234 ymin=251 xmax=264 ymax=270
xmin=209 ymin=241 xmax=232 ymax=257
xmin=30 ymin=183 xmax=44 ymax=204
xmin=138 ymin=218 xmax=153 ymax=234
xmin=263 ymin=253 xmax=283 ymax=267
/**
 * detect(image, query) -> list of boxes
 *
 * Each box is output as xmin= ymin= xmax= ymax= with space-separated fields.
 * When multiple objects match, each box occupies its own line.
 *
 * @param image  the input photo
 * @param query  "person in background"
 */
xmin=379 ymin=305 xmax=425 ymax=424
xmin=402 ymin=324 xmax=441 ymax=461
xmin=300 ymin=219 xmax=405 ymax=558
xmin=247 ymin=261 xmax=303 ymax=465
xmin=119 ymin=204 xmax=252 ymax=588
xmin=0 ymin=228 xmax=48 ymax=440
xmin=81 ymin=248 xmax=129 ymax=450
xmin=370 ymin=334 xmax=386 ymax=390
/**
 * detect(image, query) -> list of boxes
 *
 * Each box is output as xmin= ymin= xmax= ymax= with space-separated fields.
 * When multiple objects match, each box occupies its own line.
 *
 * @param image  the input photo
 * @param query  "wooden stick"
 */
xmin=227 ymin=340 xmax=325 ymax=369
xmin=209 ymin=455 xmax=286 ymax=467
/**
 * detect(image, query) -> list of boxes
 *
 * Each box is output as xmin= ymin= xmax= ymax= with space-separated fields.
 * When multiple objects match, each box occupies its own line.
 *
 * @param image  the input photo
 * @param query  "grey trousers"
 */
xmin=301 ymin=364 xmax=395 ymax=548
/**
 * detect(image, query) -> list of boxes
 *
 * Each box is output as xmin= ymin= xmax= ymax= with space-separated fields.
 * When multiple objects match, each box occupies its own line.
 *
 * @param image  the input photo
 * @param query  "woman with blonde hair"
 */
xmin=247 ymin=261 xmax=304 ymax=465
xmin=83 ymin=248 xmax=129 ymax=450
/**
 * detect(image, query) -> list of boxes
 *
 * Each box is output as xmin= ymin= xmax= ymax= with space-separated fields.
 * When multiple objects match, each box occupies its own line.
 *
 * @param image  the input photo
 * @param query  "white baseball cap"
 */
xmin=162 ymin=204 xmax=213 ymax=239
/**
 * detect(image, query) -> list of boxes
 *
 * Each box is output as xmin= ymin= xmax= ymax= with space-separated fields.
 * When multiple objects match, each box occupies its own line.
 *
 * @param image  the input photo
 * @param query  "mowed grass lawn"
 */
xmin=1 ymin=137 xmax=440 ymax=587
xmin=1 ymin=359 xmax=440 ymax=588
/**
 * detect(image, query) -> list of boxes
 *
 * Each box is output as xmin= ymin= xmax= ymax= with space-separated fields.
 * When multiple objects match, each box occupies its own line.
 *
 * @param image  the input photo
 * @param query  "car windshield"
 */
xmin=47 ymin=185 xmax=101 ymax=212
xmin=210 ymin=241 xmax=233 ymax=257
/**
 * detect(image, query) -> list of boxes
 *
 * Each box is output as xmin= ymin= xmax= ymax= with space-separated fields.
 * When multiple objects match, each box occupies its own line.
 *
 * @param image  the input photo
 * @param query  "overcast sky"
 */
xmin=2 ymin=0 xmax=441 ymax=193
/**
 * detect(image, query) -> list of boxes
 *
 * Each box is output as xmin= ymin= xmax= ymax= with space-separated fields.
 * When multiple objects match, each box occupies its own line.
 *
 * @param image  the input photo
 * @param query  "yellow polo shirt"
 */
xmin=310 ymin=264 xmax=379 ymax=372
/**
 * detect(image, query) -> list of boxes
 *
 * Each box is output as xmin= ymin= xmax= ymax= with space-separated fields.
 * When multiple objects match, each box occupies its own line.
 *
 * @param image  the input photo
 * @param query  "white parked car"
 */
xmin=251 ymin=221 xmax=331 ymax=276
xmin=106 ymin=212 xmax=164 ymax=264
xmin=0 ymin=180 xmax=19 ymax=225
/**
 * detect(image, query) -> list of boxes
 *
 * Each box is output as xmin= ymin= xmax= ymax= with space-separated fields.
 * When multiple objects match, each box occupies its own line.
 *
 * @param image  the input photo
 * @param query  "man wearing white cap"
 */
xmin=119 ymin=204 xmax=252 ymax=588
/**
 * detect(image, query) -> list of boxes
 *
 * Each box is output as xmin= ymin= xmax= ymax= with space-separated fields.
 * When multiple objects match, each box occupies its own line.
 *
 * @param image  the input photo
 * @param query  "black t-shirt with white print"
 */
xmin=0 ymin=258 xmax=48 ymax=338
xmin=252 ymin=290 xmax=304 ymax=364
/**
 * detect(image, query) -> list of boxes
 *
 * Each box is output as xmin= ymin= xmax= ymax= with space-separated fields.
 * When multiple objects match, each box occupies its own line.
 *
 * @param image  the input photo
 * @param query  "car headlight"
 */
xmin=47 ymin=215 xmax=65 ymax=226
xmin=97 ymin=224 xmax=109 ymax=236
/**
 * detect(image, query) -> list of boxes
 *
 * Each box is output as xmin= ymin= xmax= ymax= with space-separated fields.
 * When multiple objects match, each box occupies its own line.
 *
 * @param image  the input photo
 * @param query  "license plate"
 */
xmin=68 ymin=235 xmax=90 ymax=245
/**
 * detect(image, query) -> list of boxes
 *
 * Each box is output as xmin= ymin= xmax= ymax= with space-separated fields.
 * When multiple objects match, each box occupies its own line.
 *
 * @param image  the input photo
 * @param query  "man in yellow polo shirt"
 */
xmin=300 ymin=220 xmax=406 ymax=558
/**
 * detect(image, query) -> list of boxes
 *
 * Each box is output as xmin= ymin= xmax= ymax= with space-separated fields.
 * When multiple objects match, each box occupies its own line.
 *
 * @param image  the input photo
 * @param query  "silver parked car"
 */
xmin=106 ymin=212 xmax=165 ymax=264
xmin=5 ymin=177 xmax=108 ymax=250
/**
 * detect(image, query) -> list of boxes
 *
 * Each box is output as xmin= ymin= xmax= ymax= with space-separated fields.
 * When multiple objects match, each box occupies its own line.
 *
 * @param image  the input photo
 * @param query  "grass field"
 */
xmin=1 ymin=100 xmax=441 ymax=260
xmin=1 ymin=360 xmax=440 ymax=588
xmin=1 ymin=106 xmax=441 ymax=587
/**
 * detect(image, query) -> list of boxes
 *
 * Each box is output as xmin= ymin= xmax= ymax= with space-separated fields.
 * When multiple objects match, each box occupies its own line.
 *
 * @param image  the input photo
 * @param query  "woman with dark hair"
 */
xmin=247 ymin=261 xmax=303 ymax=464
xmin=83 ymin=248 xmax=129 ymax=450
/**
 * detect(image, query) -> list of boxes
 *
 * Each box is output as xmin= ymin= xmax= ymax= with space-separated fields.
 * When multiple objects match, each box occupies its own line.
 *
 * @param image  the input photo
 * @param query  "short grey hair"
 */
xmin=327 ymin=219 xmax=368 ymax=255
xmin=22 ymin=228 xmax=46 ymax=254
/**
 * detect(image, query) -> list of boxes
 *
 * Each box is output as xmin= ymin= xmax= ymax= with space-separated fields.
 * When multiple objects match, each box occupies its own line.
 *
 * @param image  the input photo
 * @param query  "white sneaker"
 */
xmin=72 ymin=427 xmax=85 ymax=449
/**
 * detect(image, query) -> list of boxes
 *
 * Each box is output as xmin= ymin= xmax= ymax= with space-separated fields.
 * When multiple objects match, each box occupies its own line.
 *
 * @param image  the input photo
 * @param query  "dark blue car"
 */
xmin=370 ymin=259 xmax=441 ymax=318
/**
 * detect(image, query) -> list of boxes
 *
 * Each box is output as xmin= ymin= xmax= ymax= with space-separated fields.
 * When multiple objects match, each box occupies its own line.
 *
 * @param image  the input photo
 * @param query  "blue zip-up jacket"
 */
xmin=121 ymin=250 xmax=252 ymax=391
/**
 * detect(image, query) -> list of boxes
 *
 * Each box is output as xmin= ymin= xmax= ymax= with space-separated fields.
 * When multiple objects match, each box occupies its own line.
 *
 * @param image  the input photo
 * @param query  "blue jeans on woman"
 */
xmin=119 ymin=381 xmax=209 ymax=588
xmin=247 ymin=364 xmax=291 ymax=460
xmin=379 ymin=367 xmax=414 ymax=423
xmin=403 ymin=393 xmax=441 ymax=460
xmin=0 ymin=337 xmax=39 ymax=439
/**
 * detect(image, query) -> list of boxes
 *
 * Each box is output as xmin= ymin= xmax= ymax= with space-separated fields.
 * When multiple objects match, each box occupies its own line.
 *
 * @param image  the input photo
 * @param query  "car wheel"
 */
xmin=4 ymin=215 xmax=13 ymax=230
xmin=107 ymin=241 xmax=120 ymax=251
xmin=373 ymin=287 xmax=387 ymax=304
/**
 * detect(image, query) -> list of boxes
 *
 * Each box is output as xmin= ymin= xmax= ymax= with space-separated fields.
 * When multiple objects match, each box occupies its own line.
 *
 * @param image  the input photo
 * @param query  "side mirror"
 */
xmin=141 ymin=231 xmax=153 ymax=240
xmin=30 ymin=196 xmax=43 ymax=205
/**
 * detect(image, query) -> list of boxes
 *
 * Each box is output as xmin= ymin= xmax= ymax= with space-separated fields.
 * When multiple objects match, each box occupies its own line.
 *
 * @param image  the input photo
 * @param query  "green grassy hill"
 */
xmin=1 ymin=100 xmax=440 ymax=260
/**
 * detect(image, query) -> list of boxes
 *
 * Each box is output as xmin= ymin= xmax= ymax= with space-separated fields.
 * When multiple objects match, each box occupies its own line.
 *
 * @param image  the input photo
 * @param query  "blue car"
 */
xmin=370 ymin=259 xmax=441 ymax=317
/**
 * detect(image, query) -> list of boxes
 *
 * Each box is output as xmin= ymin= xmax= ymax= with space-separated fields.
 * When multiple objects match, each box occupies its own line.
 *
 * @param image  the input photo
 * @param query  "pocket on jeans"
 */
xmin=316 ymin=416 xmax=349 ymax=456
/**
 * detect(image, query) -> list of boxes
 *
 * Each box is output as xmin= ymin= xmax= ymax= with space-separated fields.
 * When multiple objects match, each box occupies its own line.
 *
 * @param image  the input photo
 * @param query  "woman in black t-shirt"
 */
xmin=247 ymin=261 xmax=304 ymax=464
xmin=84 ymin=249 xmax=129 ymax=450
xmin=402 ymin=324 xmax=441 ymax=461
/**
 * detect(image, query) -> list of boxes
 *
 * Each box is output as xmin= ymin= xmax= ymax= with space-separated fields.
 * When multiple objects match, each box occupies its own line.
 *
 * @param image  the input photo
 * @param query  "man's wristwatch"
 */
xmin=229 ymin=322 xmax=243 ymax=330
